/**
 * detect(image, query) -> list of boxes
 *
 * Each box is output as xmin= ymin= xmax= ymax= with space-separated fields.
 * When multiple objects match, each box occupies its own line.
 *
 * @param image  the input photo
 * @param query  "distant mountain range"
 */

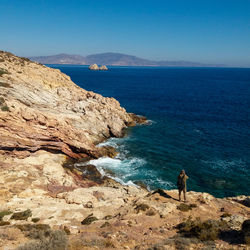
xmin=29 ymin=52 xmax=221 ymax=67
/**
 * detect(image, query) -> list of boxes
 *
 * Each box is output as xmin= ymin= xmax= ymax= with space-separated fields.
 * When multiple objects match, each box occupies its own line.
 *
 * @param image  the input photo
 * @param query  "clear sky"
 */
xmin=1 ymin=0 xmax=250 ymax=66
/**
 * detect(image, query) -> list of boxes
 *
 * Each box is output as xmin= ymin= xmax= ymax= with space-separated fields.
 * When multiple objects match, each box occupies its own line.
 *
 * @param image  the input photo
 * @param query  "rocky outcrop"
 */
xmin=89 ymin=64 xmax=108 ymax=71
xmin=0 ymin=51 xmax=140 ymax=159
xmin=99 ymin=65 xmax=108 ymax=71
xmin=0 ymin=150 xmax=249 ymax=249
xmin=89 ymin=63 xmax=99 ymax=70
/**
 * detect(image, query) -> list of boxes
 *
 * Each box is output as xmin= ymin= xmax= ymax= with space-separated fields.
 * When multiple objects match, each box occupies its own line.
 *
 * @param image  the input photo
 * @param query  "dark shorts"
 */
xmin=178 ymin=187 xmax=186 ymax=192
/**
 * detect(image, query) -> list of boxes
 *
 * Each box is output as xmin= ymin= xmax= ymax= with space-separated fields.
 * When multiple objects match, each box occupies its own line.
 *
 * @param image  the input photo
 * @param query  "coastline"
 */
xmin=0 ymin=51 xmax=249 ymax=249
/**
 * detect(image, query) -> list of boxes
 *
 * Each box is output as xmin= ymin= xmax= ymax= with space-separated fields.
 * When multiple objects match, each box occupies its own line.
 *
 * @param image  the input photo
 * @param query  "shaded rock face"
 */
xmin=0 ymin=51 xmax=138 ymax=159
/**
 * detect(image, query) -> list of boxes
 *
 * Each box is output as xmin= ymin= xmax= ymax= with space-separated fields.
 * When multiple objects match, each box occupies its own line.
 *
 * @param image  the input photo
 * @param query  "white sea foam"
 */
xmin=79 ymin=156 xmax=146 ymax=186
xmin=97 ymin=136 xmax=132 ymax=148
xmin=145 ymin=119 xmax=155 ymax=125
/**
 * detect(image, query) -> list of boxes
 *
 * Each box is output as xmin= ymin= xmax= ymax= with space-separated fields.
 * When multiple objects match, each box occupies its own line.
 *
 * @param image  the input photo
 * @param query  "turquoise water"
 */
xmin=50 ymin=65 xmax=250 ymax=197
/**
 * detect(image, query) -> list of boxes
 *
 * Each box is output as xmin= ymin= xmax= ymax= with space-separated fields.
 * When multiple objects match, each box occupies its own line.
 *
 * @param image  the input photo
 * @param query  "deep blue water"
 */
xmin=50 ymin=65 xmax=250 ymax=197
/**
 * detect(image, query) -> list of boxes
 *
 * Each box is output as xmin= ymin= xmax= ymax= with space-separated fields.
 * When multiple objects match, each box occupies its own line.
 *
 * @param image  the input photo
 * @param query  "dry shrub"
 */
xmin=81 ymin=213 xmax=98 ymax=225
xmin=146 ymin=209 xmax=156 ymax=216
xmin=31 ymin=218 xmax=40 ymax=223
xmin=100 ymin=221 xmax=110 ymax=228
xmin=1 ymin=105 xmax=10 ymax=111
xmin=0 ymin=221 xmax=10 ymax=226
xmin=135 ymin=203 xmax=150 ymax=213
xmin=0 ymin=68 xmax=10 ymax=76
xmin=70 ymin=237 xmax=115 ymax=249
xmin=0 ymin=227 xmax=21 ymax=241
xmin=176 ymin=217 xmax=229 ymax=241
xmin=221 ymin=212 xmax=232 ymax=218
xmin=17 ymin=227 xmax=68 ymax=250
xmin=177 ymin=203 xmax=197 ymax=212
xmin=0 ymin=210 xmax=12 ymax=220
xmin=11 ymin=209 xmax=32 ymax=220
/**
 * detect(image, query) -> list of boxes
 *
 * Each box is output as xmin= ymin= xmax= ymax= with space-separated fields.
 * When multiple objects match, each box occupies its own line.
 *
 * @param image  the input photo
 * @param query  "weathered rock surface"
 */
xmin=0 ymin=51 xmax=140 ymax=159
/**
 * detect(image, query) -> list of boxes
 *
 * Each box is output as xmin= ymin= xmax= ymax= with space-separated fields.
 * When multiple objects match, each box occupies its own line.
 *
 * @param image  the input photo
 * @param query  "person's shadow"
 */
xmin=150 ymin=188 xmax=179 ymax=201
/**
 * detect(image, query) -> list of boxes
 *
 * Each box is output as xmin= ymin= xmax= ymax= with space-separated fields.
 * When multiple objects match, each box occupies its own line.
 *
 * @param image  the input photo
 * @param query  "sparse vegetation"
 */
xmin=0 ymin=210 xmax=12 ymax=220
xmin=100 ymin=221 xmax=110 ymax=228
xmin=0 ymin=82 xmax=11 ymax=88
xmin=221 ymin=212 xmax=232 ymax=218
xmin=0 ymin=97 xmax=4 ymax=104
xmin=20 ymin=56 xmax=31 ymax=63
xmin=16 ymin=223 xmax=50 ymax=233
xmin=0 ymin=221 xmax=10 ymax=226
xmin=1 ymin=105 xmax=10 ymax=112
xmin=177 ymin=203 xmax=197 ymax=212
xmin=11 ymin=209 xmax=32 ymax=220
xmin=176 ymin=217 xmax=229 ymax=241
xmin=146 ymin=209 xmax=156 ymax=216
xmin=0 ymin=96 xmax=11 ymax=112
xmin=31 ymin=217 xmax=40 ymax=223
xmin=16 ymin=224 xmax=68 ymax=250
xmin=63 ymin=226 xmax=70 ymax=235
xmin=0 ymin=68 xmax=10 ymax=76
xmin=135 ymin=203 xmax=150 ymax=213
xmin=81 ymin=214 xmax=98 ymax=225
xmin=104 ymin=215 xmax=113 ymax=220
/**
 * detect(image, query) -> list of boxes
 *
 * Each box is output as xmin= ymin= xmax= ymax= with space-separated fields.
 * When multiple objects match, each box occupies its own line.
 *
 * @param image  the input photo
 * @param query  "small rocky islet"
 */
xmin=89 ymin=63 xmax=108 ymax=71
xmin=0 ymin=51 xmax=249 ymax=249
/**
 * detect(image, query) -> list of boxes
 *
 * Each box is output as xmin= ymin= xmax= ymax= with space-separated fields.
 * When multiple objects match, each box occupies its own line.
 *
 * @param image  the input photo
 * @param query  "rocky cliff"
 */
xmin=0 ymin=51 xmax=142 ymax=159
xmin=0 ymin=51 xmax=249 ymax=249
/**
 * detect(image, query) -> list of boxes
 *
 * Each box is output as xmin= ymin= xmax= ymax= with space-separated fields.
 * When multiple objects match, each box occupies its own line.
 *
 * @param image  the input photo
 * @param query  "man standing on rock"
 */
xmin=177 ymin=170 xmax=189 ymax=202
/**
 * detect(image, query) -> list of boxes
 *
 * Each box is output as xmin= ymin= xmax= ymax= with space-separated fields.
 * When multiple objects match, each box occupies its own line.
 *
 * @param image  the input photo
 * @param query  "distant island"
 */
xmin=29 ymin=52 xmax=223 ymax=67
xmin=89 ymin=63 xmax=108 ymax=71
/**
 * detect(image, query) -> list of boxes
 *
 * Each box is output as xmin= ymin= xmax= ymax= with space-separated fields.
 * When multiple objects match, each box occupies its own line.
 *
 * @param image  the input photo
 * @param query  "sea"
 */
xmin=49 ymin=65 xmax=250 ymax=198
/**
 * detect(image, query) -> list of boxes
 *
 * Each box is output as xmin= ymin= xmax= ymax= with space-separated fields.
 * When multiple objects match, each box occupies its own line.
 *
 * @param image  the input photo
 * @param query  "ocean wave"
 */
xmin=78 ymin=156 xmax=146 ymax=186
xmin=97 ymin=136 xmax=133 ymax=148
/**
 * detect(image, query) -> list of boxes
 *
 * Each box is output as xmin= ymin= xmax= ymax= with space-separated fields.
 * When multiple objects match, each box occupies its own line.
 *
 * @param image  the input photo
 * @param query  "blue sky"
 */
xmin=1 ymin=0 xmax=250 ymax=66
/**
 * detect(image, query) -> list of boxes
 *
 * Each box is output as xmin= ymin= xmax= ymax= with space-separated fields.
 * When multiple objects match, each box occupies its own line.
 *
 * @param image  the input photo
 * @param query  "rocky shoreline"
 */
xmin=0 ymin=51 xmax=249 ymax=249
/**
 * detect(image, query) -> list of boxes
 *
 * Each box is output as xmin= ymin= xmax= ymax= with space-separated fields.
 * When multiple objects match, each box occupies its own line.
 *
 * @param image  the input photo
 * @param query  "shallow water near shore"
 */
xmin=49 ymin=65 xmax=250 ymax=197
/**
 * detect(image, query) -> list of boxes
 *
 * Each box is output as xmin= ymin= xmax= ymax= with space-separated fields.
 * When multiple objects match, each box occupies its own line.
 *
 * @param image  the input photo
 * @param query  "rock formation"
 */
xmin=0 ymin=51 xmax=144 ymax=159
xmin=99 ymin=65 xmax=108 ymax=71
xmin=0 ymin=51 xmax=249 ymax=249
xmin=89 ymin=63 xmax=99 ymax=70
xmin=89 ymin=64 xmax=108 ymax=71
